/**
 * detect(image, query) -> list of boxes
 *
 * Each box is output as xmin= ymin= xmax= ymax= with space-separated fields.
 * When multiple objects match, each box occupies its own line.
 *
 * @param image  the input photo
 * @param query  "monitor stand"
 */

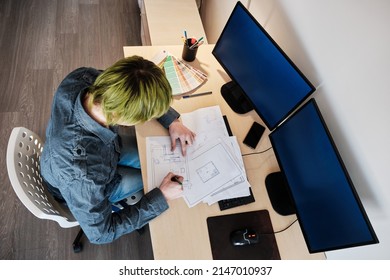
xmin=221 ymin=81 xmax=253 ymax=114
xmin=265 ymin=172 xmax=296 ymax=216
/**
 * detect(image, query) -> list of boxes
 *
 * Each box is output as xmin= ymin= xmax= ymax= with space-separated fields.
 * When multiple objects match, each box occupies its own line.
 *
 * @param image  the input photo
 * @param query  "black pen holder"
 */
xmin=182 ymin=39 xmax=198 ymax=62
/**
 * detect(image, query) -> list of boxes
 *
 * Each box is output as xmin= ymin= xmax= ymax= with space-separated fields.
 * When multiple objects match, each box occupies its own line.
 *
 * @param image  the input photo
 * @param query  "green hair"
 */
xmin=87 ymin=55 xmax=172 ymax=126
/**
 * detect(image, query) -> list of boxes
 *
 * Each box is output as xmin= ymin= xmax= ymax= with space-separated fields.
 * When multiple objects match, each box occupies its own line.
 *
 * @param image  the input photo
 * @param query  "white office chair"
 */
xmin=6 ymin=127 xmax=84 ymax=252
xmin=6 ymin=127 xmax=144 ymax=253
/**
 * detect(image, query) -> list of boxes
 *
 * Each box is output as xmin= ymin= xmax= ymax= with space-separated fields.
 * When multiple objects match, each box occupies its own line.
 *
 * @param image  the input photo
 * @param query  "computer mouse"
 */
xmin=230 ymin=228 xmax=259 ymax=246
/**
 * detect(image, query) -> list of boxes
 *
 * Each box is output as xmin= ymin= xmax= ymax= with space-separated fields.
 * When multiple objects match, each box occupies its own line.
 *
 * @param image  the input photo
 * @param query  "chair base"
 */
xmin=72 ymin=228 xmax=84 ymax=253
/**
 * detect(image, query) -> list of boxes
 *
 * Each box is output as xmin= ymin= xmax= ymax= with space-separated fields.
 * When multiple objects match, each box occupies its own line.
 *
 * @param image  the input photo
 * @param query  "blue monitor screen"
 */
xmin=212 ymin=2 xmax=315 ymax=130
xmin=269 ymin=99 xmax=378 ymax=253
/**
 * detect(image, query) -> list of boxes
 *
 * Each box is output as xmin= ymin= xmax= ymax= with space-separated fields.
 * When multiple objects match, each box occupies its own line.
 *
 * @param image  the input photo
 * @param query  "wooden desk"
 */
xmin=123 ymin=45 xmax=325 ymax=260
xmin=140 ymin=0 xmax=208 ymax=46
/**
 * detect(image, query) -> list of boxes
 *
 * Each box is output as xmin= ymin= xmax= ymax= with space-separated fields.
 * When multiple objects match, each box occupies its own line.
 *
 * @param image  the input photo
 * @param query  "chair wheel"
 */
xmin=73 ymin=242 xmax=83 ymax=253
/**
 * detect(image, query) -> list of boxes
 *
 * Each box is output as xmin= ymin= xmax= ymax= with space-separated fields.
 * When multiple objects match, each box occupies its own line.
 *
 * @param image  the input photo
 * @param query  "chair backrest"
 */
xmin=6 ymin=127 xmax=79 ymax=228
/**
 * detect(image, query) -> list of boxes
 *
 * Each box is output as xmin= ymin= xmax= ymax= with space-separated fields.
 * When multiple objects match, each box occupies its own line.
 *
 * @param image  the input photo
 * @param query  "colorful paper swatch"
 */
xmin=151 ymin=50 xmax=207 ymax=95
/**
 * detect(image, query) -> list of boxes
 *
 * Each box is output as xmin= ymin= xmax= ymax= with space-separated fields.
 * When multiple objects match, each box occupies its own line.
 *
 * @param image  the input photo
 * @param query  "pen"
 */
xmin=189 ymin=37 xmax=204 ymax=49
xmin=171 ymin=176 xmax=183 ymax=185
xmin=190 ymin=40 xmax=204 ymax=49
xmin=183 ymin=91 xmax=212 ymax=99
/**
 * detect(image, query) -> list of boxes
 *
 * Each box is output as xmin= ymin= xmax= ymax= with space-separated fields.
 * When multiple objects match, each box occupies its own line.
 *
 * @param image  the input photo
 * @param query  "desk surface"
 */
xmin=123 ymin=45 xmax=325 ymax=260
xmin=142 ymin=0 xmax=207 ymax=46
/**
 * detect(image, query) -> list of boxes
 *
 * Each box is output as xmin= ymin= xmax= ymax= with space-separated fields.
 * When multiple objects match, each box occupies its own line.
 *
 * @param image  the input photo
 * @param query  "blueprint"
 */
xmin=146 ymin=136 xmax=190 ymax=189
xmin=146 ymin=106 xmax=251 ymax=207
xmin=184 ymin=138 xmax=244 ymax=207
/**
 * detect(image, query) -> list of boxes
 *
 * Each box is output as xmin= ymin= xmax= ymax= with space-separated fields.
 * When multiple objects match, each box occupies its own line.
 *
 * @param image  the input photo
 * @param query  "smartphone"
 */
xmin=243 ymin=121 xmax=265 ymax=149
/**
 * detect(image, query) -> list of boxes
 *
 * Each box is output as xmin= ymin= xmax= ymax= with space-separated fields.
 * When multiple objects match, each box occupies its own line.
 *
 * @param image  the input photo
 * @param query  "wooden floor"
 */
xmin=0 ymin=0 xmax=155 ymax=259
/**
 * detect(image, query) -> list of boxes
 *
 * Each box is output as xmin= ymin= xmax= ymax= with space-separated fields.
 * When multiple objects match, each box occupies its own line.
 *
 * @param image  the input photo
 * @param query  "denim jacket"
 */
xmin=40 ymin=67 xmax=179 ymax=244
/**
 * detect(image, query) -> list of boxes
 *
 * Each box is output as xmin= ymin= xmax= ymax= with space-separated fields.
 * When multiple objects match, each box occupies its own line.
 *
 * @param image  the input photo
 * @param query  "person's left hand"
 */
xmin=168 ymin=119 xmax=196 ymax=156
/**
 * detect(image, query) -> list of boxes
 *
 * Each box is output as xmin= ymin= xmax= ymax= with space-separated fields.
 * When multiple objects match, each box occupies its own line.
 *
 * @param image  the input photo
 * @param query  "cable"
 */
xmin=260 ymin=218 xmax=298 ymax=236
xmin=241 ymin=145 xmax=296 ymax=236
xmin=273 ymin=218 xmax=298 ymax=234
xmin=242 ymin=146 xmax=273 ymax=157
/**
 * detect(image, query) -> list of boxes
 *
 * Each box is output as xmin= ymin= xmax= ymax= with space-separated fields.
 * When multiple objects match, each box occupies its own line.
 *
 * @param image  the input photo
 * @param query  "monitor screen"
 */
xmin=269 ymin=99 xmax=378 ymax=253
xmin=212 ymin=2 xmax=315 ymax=130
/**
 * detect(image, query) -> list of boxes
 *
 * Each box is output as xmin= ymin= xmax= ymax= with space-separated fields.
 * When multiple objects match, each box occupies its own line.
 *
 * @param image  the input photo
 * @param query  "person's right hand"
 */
xmin=159 ymin=172 xmax=184 ymax=201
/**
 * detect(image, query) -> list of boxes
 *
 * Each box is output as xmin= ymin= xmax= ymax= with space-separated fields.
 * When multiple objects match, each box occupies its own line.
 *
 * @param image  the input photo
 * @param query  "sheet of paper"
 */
xmin=202 ymin=137 xmax=251 ymax=205
xmin=146 ymin=136 xmax=189 ymax=190
xmin=146 ymin=136 xmax=248 ymax=207
xmin=146 ymin=106 xmax=250 ymax=207
xmin=180 ymin=105 xmax=229 ymax=151
xmin=181 ymin=106 xmax=250 ymax=205
xmin=183 ymin=138 xmax=244 ymax=207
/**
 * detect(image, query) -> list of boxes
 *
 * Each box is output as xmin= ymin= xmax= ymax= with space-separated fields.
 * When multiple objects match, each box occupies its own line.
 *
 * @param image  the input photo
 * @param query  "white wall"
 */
xmin=201 ymin=0 xmax=390 ymax=259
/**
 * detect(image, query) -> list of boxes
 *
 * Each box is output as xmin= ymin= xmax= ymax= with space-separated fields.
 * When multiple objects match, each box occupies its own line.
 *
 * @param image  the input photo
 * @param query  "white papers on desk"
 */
xmin=180 ymin=105 xmax=230 ymax=150
xmin=201 ymin=137 xmax=250 ymax=205
xmin=146 ymin=106 xmax=250 ymax=207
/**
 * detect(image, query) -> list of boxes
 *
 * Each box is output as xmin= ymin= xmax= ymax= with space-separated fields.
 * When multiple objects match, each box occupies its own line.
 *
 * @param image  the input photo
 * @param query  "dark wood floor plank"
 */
xmin=0 ymin=0 xmax=153 ymax=260
xmin=26 ymin=0 xmax=58 ymax=70
xmin=56 ymin=0 xmax=79 ymax=35
xmin=0 ymin=1 xmax=31 ymax=112
xmin=78 ymin=3 xmax=103 ymax=68
xmin=0 ymin=112 xmax=24 ymax=259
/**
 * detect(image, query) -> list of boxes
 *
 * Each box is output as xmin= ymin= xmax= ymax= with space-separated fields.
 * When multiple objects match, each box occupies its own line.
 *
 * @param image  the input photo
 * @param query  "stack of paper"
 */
xmin=151 ymin=50 xmax=208 ymax=95
xmin=146 ymin=106 xmax=251 ymax=208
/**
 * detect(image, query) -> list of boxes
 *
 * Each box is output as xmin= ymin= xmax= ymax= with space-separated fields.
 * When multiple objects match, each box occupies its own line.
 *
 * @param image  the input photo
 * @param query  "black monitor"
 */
xmin=269 ymin=98 xmax=378 ymax=253
xmin=212 ymin=1 xmax=315 ymax=130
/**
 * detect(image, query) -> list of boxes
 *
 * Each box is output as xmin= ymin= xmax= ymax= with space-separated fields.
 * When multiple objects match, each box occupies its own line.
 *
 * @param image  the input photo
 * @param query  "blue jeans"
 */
xmin=109 ymin=128 xmax=144 ymax=203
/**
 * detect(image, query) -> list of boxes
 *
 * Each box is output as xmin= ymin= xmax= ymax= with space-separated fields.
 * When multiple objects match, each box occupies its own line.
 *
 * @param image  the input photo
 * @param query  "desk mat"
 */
xmin=206 ymin=210 xmax=281 ymax=260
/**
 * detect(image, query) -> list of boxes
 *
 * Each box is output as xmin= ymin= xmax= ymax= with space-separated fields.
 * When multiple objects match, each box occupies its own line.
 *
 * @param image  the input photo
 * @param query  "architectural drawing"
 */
xmin=147 ymin=137 xmax=191 ymax=189
xmin=146 ymin=106 xmax=251 ymax=208
xmin=196 ymin=161 xmax=220 ymax=183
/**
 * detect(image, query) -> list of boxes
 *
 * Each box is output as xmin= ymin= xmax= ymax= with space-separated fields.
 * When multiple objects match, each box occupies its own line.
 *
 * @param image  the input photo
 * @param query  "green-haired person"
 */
xmin=40 ymin=56 xmax=195 ymax=244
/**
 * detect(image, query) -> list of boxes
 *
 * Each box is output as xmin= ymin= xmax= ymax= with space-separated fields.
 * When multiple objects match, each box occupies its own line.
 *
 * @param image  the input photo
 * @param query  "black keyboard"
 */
xmin=218 ymin=188 xmax=255 ymax=211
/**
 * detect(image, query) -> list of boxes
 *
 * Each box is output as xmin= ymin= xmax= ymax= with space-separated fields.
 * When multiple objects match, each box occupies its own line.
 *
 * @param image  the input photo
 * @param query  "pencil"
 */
xmin=171 ymin=176 xmax=183 ymax=185
xmin=183 ymin=91 xmax=212 ymax=99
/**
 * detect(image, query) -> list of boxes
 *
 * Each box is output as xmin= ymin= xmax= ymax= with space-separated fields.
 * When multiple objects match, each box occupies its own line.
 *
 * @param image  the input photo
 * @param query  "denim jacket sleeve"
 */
xmin=60 ymin=178 xmax=168 ymax=244
xmin=157 ymin=107 xmax=180 ymax=128
xmin=42 ymin=131 xmax=170 ymax=244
